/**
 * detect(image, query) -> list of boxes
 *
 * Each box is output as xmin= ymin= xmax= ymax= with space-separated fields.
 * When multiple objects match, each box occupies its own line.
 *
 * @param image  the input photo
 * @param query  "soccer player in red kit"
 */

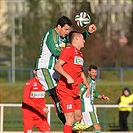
xmin=22 ymin=69 xmax=50 ymax=133
xmin=54 ymin=31 xmax=90 ymax=133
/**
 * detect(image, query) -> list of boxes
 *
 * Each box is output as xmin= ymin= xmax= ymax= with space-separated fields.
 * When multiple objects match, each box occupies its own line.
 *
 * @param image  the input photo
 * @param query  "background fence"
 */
xmin=0 ymin=67 xmax=133 ymax=85
xmin=0 ymin=104 xmax=133 ymax=132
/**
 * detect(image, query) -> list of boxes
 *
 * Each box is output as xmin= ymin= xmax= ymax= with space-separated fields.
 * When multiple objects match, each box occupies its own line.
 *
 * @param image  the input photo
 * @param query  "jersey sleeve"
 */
xmin=82 ymin=30 xmax=91 ymax=40
xmin=93 ymin=91 xmax=99 ymax=98
xmin=45 ymin=30 xmax=61 ymax=57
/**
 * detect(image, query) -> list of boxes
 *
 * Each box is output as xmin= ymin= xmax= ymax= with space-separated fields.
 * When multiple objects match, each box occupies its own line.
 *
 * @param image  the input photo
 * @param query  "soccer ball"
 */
xmin=75 ymin=12 xmax=91 ymax=28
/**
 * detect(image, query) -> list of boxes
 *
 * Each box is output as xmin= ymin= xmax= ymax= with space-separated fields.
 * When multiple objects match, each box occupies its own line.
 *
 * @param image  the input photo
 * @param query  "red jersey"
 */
xmin=22 ymin=77 xmax=46 ymax=116
xmin=59 ymin=44 xmax=84 ymax=86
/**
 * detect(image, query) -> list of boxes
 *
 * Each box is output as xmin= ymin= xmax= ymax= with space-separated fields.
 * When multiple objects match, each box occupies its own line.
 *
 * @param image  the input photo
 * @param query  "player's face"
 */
xmin=59 ymin=24 xmax=71 ymax=37
xmin=33 ymin=70 xmax=38 ymax=78
xmin=76 ymin=34 xmax=85 ymax=49
xmin=88 ymin=69 xmax=97 ymax=80
xmin=79 ymin=34 xmax=85 ymax=48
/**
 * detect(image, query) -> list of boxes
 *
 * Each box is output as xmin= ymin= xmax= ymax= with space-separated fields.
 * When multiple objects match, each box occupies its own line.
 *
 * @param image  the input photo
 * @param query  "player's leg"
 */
xmin=74 ymin=109 xmax=82 ymax=123
xmin=57 ymin=90 xmax=75 ymax=132
xmin=22 ymin=111 xmax=33 ymax=133
xmin=35 ymin=117 xmax=50 ymax=133
xmin=46 ymin=88 xmax=66 ymax=124
xmin=37 ymin=68 xmax=66 ymax=124
xmin=73 ymin=99 xmax=90 ymax=131
xmin=89 ymin=112 xmax=101 ymax=133
xmin=64 ymin=112 xmax=75 ymax=133
xmin=23 ymin=121 xmax=33 ymax=133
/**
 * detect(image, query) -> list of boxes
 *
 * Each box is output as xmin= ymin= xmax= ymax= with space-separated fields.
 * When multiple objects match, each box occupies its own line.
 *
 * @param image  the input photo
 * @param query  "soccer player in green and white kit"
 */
xmin=35 ymin=16 xmax=97 ymax=124
xmin=79 ymin=65 xmax=110 ymax=133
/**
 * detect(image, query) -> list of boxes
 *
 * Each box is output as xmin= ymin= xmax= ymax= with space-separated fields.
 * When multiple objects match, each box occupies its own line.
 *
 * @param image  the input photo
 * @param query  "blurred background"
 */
xmin=0 ymin=0 xmax=132 ymax=69
xmin=0 ymin=0 xmax=133 ymax=132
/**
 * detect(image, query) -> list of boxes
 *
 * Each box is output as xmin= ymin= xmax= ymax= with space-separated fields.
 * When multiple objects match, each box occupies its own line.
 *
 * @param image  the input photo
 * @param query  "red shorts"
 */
xmin=56 ymin=84 xmax=81 ymax=113
xmin=22 ymin=109 xmax=50 ymax=133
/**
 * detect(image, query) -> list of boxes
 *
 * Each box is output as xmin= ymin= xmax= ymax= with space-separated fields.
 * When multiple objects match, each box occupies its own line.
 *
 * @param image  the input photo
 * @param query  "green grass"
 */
xmin=1 ymin=81 xmax=132 ymax=103
xmin=0 ymin=80 xmax=133 ymax=131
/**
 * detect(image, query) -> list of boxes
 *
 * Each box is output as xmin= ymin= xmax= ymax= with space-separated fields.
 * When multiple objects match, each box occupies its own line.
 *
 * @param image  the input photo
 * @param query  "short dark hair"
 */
xmin=69 ymin=30 xmax=81 ymax=42
xmin=34 ymin=62 xmax=38 ymax=71
xmin=88 ymin=65 xmax=98 ymax=71
xmin=56 ymin=16 xmax=72 ymax=27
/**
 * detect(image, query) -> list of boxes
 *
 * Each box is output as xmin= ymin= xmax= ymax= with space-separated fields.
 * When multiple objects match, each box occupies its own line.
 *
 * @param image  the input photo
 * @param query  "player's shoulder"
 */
xmin=43 ymin=28 xmax=54 ymax=36
xmin=25 ymin=77 xmax=36 ymax=86
xmin=65 ymin=44 xmax=74 ymax=50
xmin=60 ymin=45 xmax=72 ymax=55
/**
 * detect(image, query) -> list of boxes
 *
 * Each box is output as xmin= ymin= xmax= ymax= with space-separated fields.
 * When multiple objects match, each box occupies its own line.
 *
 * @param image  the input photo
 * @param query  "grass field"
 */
xmin=0 ymin=69 xmax=133 ymax=131
xmin=1 ymin=81 xmax=133 ymax=103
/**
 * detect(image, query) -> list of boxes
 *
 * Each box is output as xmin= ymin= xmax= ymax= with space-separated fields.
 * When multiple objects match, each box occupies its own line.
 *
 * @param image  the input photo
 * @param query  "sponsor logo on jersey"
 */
xmin=55 ymin=43 xmax=66 ymax=51
xmin=30 ymin=91 xmax=45 ymax=98
xmin=74 ymin=48 xmax=79 ymax=54
xmin=67 ymin=104 xmax=72 ymax=109
xmin=74 ymin=56 xmax=83 ymax=65
xmin=33 ymin=82 xmax=37 ymax=86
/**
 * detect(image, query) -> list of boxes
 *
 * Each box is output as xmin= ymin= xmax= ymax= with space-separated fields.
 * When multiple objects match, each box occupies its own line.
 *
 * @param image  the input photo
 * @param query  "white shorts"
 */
xmin=36 ymin=68 xmax=60 ymax=91
xmin=81 ymin=111 xmax=99 ymax=127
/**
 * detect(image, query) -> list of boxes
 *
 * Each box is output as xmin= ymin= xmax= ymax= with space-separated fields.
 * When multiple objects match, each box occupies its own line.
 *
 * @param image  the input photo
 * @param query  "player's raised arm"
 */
xmin=88 ymin=24 xmax=97 ymax=33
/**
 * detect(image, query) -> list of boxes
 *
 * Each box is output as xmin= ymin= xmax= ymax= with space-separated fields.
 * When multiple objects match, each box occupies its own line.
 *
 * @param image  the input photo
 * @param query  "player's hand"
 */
xmin=67 ymin=75 xmax=74 ymax=84
xmin=88 ymin=24 xmax=97 ymax=33
xmin=43 ymin=107 xmax=49 ymax=114
xmin=103 ymin=96 xmax=110 ymax=101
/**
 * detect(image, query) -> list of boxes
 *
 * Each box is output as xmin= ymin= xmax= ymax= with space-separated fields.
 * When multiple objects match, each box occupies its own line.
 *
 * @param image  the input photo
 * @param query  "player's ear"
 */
xmin=58 ymin=25 xmax=61 ymax=29
xmin=88 ymin=71 xmax=90 ymax=75
xmin=33 ymin=70 xmax=36 ymax=75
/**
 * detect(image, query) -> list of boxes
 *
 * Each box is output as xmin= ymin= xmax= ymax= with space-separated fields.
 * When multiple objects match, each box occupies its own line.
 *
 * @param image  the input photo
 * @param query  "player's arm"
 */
xmin=88 ymin=24 xmax=97 ymax=34
xmin=45 ymin=31 xmax=61 ymax=56
xmin=98 ymin=93 xmax=110 ymax=101
xmin=82 ymin=24 xmax=97 ymax=39
xmin=81 ymin=72 xmax=90 ymax=97
xmin=81 ymin=72 xmax=90 ymax=89
xmin=93 ymin=91 xmax=110 ymax=101
xmin=54 ymin=59 xmax=74 ymax=84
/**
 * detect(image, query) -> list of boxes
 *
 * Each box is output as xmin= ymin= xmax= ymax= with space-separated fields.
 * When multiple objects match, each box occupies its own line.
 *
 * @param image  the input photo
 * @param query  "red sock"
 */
xmin=63 ymin=125 xmax=72 ymax=133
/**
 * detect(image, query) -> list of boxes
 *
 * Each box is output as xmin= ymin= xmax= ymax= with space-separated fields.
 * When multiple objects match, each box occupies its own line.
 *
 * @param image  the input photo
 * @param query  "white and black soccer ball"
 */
xmin=75 ymin=12 xmax=91 ymax=28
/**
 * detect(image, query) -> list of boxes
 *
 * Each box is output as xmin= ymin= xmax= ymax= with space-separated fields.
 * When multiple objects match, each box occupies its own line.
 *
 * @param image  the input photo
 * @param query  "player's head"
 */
xmin=88 ymin=65 xmax=98 ymax=80
xmin=33 ymin=63 xmax=38 ymax=78
xmin=69 ymin=30 xmax=85 ymax=49
xmin=56 ymin=16 xmax=72 ymax=27
xmin=55 ymin=16 xmax=72 ymax=38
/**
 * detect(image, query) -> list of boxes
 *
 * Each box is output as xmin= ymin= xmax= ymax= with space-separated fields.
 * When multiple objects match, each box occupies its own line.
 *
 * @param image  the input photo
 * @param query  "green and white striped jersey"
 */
xmin=35 ymin=28 xmax=91 ymax=70
xmin=80 ymin=77 xmax=98 ymax=112
xmin=35 ymin=28 xmax=70 ymax=69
